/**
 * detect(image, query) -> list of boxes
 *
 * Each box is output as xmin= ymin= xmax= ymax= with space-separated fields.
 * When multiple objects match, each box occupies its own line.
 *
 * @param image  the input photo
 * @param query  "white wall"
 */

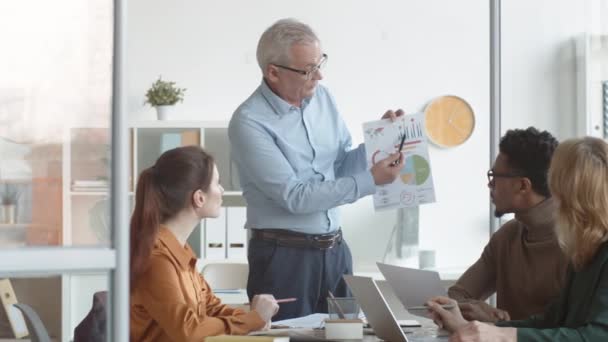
xmin=126 ymin=0 xmax=590 ymax=273
xmin=502 ymin=0 xmax=588 ymax=139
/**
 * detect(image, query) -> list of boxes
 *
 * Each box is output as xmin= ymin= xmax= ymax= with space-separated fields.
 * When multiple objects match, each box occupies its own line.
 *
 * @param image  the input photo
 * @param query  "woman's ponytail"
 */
xmin=130 ymin=167 xmax=161 ymax=291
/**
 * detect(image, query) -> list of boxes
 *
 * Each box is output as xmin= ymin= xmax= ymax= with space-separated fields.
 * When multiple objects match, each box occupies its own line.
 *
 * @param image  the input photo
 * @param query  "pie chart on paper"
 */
xmin=400 ymin=155 xmax=431 ymax=185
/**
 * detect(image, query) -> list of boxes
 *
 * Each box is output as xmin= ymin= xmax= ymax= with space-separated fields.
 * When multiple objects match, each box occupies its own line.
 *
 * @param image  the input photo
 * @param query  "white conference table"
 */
xmin=254 ymin=325 xmax=449 ymax=341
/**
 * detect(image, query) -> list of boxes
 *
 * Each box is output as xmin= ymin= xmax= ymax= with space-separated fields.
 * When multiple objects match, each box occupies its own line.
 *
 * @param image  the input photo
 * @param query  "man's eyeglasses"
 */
xmin=487 ymin=170 xmax=527 ymax=184
xmin=274 ymin=53 xmax=328 ymax=81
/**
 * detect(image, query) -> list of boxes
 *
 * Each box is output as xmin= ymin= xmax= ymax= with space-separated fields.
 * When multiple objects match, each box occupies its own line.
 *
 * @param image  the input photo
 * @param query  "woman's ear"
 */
xmin=192 ymin=189 xmax=206 ymax=209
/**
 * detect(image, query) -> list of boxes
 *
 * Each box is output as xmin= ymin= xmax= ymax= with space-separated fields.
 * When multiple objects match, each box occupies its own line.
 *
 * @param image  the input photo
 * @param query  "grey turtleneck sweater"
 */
xmin=448 ymin=198 xmax=568 ymax=320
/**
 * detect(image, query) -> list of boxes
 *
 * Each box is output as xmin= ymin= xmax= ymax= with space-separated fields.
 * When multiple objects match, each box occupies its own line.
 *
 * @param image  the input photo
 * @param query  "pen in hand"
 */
xmin=391 ymin=133 xmax=406 ymax=166
xmin=407 ymin=304 xmax=455 ymax=311
xmin=275 ymin=297 xmax=297 ymax=304
xmin=243 ymin=297 xmax=297 ymax=305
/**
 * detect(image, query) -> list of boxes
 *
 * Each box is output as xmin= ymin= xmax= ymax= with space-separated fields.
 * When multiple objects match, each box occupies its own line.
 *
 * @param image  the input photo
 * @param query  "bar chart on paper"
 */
xmin=363 ymin=113 xmax=436 ymax=210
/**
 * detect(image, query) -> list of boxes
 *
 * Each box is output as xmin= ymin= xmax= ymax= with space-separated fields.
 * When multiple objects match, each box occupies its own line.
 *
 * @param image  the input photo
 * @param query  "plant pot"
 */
xmin=156 ymin=105 xmax=173 ymax=120
xmin=2 ymin=204 xmax=16 ymax=224
xmin=156 ymin=105 xmax=172 ymax=120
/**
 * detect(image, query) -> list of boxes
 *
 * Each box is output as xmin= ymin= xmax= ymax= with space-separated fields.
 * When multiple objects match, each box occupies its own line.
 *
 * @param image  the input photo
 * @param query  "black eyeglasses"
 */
xmin=274 ymin=53 xmax=328 ymax=81
xmin=487 ymin=169 xmax=527 ymax=184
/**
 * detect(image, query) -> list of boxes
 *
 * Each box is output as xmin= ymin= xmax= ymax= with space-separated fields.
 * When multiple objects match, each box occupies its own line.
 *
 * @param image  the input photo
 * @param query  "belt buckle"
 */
xmin=313 ymin=234 xmax=336 ymax=249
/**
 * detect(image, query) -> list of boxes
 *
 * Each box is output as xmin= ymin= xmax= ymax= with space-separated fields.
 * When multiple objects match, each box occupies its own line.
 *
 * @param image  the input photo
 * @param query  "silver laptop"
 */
xmin=343 ymin=275 xmax=447 ymax=342
xmin=377 ymin=262 xmax=446 ymax=307
xmin=376 ymin=279 xmax=411 ymax=320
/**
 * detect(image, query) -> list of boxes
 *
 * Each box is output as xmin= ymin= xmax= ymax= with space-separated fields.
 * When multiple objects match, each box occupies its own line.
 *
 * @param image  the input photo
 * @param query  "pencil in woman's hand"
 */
xmin=276 ymin=297 xmax=297 ymax=304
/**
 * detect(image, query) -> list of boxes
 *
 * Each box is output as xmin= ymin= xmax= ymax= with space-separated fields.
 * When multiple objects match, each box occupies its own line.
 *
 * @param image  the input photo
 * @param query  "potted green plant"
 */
xmin=144 ymin=76 xmax=186 ymax=120
xmin=1 ymin=184 xmax=21 ymax=224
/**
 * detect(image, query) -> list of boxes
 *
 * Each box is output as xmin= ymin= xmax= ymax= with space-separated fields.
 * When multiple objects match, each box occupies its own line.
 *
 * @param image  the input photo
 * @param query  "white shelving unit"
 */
xmin=576 ymin=34 xmax=608 ymax=137
xmin=61 ymin=121 xmax=248 ymax=341
xmin=61 ymin=125 xmax=112 ymax=341
xmin=130 ymin=120 xmax=247 ymax=262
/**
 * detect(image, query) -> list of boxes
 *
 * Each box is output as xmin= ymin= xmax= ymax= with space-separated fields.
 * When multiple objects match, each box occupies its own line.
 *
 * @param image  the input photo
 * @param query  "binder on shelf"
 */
xmin=181 ymin=130 xmax=200 ymax=146
xmin=226 ymin=207 xmax=247 ymax=259
xmin=205 ymin=207 xmax=227 ymax=260
xmin=160 ymin=133 xmax=181 ymax=154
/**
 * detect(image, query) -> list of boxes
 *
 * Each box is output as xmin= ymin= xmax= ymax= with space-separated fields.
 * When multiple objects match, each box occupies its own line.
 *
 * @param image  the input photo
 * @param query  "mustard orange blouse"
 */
xmin=130 ymin=227 xmax=264 ymax=341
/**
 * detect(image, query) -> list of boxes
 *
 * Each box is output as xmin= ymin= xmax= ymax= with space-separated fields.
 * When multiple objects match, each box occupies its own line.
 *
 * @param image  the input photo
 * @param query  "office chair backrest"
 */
xmin=12 ymin=303 xmax=51 ymax=342
xmin=73 ymin=291 xmax=107 ymax=342
xmin=201 ymin=263 xmax=248 ymax=290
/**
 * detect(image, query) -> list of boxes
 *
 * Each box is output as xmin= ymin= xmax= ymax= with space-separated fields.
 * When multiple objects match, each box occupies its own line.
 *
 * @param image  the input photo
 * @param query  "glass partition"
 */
xmin=0 ymin=1 xmax=118 ymax=341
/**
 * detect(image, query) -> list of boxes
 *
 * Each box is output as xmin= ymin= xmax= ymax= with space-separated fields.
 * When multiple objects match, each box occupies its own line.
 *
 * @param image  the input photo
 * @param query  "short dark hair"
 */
xmin=499 ymin=127 xmax=558 ymax=197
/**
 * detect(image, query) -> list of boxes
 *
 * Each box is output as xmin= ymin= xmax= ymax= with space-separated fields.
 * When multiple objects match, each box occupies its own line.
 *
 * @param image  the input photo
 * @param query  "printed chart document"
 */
xmin=271 ymin=313 xmax=328 ymax=329
xmin=363 ymin=113 xmax=436 ymax=210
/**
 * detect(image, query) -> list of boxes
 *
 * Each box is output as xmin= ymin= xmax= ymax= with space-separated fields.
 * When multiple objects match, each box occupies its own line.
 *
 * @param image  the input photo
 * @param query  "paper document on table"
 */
xmin=271 ymin=313 xmax=328 ymax=329
xmin=363 ymin=113 xmax=436 ymax=210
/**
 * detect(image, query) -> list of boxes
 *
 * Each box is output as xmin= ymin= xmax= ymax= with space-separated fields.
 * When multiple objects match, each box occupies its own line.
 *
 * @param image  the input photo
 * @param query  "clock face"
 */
xmin=424 ymin=95 xmax=475 ymax=148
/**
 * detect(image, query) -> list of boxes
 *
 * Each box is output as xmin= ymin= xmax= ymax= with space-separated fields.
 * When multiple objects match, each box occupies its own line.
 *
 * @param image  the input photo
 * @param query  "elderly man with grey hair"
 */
xmin=228 ymin=18 xmax=404 ymax=319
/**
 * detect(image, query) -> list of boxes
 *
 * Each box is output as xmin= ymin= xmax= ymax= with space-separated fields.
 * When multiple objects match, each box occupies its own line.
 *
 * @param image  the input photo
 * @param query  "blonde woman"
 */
xmin=427 ymin=136 xmax=608 ymax=341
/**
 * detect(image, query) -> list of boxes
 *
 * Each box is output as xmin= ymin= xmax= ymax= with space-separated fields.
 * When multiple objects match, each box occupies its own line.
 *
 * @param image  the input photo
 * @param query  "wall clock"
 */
xmin=424 ymin=95 xmax=475 ymax=148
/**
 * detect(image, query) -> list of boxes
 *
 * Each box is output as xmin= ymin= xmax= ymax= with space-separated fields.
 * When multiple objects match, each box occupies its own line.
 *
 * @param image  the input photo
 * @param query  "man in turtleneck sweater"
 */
xmin=448 ymin=127 xmax=568 ymax=322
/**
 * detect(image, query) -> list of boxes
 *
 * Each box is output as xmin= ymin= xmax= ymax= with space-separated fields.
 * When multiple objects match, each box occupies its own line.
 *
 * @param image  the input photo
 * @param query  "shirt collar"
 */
xmin=260 ymin=79 xmax=312 ymax=116
xmin=157 ymin=226 xmax=197 ymax=270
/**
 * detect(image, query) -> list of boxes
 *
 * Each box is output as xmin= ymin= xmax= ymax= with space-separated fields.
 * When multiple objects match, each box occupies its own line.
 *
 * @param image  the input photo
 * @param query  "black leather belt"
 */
xmin=251 ymin=229 xmax=343 ymax=250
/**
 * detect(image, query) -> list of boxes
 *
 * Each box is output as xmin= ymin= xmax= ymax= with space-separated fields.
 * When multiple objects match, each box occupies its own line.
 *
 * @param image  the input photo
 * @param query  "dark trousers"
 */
xmin=246 ymin=236 xmax=353 ymax=320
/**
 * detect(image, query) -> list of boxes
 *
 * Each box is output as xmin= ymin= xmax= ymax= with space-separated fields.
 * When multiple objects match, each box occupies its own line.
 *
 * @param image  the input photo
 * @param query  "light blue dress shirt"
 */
xmin=228 ymin=80 xmax=375 ymax=234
